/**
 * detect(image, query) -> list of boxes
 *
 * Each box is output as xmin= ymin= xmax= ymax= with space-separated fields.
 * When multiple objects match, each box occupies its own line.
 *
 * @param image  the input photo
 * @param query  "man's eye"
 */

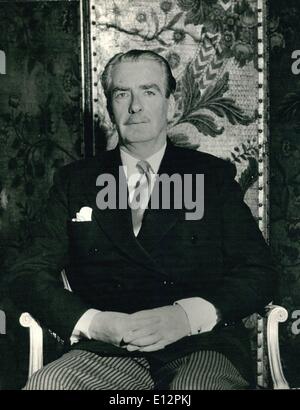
xmin=115 ymin=92 xmax=128 ymax=99
xmin=144 ymin=90 xmax=155 ymax=96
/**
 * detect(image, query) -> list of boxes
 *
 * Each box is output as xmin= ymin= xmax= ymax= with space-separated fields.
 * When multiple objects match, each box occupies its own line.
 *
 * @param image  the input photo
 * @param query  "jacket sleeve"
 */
xmin=207 ymin=160 xmax=277 ymax=324
xmin=7 ymin=166 xmax=90 ymax=342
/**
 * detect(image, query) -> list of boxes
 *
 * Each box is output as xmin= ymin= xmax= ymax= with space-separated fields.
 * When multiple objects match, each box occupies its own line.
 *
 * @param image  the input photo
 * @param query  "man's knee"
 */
xmin=23 ymin=352 xmax=154 ymax=390
xmin=23 ymin=350 xmax=96 ymax=390
xmin=23 ymin=365 xmax=64 ymax=390
xmin=170 ymin=373 xmax=249 ymax=390
xmin=168 ymin=351 xmax=250 ymax=390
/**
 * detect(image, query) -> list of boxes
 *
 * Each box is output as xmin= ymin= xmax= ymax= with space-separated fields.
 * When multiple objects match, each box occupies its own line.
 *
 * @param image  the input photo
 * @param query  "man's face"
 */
xmin=109 ymin=59 xmax=170 ymax=147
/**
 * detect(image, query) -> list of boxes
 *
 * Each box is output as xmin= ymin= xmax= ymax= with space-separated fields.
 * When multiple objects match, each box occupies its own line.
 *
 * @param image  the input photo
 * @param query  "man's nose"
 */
xmin=128 ymin=93 xmax=143 ymax=114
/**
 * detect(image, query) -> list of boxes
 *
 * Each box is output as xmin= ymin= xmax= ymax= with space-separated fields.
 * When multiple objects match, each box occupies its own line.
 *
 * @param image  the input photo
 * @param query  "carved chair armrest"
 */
xmin=266 ymin=305 xmax=290 ymax=389
xmin=19 ymin=270 xmax=70 ymax=380
xmin=19 ymin=312 xmax=43 ymax=379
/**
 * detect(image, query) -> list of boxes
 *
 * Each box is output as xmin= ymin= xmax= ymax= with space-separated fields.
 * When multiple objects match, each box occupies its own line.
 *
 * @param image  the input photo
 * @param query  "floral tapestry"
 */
xmin=90 ymin=0 xmax=266 ymax=225
xmin=269 ymin=0 xmax=300 ymax=388
xmin=0 ymin=1 xmax=81 ymax=389
xmin=0 ymin=1 xmax=82 ymax=257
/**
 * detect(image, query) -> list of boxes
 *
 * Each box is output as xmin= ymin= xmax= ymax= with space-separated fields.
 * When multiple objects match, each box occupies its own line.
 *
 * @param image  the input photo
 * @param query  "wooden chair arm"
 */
xmin=18 ymin=270 xmax=70 ymax=380
xmin=19 ymin=312 xmax=43 ymax=379
xmin=266 ymin=305 xmax=290 ymax=389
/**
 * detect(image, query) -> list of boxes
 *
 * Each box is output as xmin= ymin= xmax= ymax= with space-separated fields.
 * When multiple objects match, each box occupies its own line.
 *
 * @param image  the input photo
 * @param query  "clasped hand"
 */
xmin=88 ymin=305 xmax=191 ymax=352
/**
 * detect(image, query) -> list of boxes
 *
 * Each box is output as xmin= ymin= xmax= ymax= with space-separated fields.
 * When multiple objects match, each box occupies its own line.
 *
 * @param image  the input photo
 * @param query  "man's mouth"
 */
xmin=125 ymin=119 xmax=149 ymax=125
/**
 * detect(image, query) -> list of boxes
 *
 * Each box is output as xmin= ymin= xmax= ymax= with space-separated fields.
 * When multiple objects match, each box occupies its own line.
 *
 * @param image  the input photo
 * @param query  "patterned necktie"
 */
xmin=130 ymin=160 xmax=152 ymax=236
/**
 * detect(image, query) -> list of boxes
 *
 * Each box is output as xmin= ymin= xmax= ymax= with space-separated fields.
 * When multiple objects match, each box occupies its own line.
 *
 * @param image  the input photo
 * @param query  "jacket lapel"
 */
xmin=83 ymin=147 xmax=168 ymax=275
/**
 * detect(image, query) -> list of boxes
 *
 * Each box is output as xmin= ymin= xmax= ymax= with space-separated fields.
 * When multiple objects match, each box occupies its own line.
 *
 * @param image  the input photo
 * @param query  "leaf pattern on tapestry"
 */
xmin=173 ymin=66 xmax=253 ymax=137
xmin=0 ymin=2 xmax=81 ymax=247
xmin=197 ymin=73 xmax=254 ymax=126
xmin=176 ymin=0 xmax=218 ymax=26
xmin=278 ymin=90 xmax=300 ymax=124
xmin=238 ymin=157 xmax=258 ymax=196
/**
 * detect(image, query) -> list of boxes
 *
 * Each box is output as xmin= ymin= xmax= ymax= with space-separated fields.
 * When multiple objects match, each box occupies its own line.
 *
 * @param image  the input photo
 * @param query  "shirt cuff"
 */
xmin=70 ymin=308 xmax=101 ymax=345
xmin=174 ymin=297 xmax=219 ymax=335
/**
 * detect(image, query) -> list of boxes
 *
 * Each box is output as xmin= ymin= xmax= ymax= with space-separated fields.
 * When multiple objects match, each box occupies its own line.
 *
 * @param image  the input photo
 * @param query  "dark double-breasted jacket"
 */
xmin=9 ymin=141 xmax=276 ymax=383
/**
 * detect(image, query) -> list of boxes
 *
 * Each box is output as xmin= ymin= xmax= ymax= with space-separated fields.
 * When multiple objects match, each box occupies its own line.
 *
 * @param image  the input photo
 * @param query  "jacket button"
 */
xmin=162 ymin=280 xmax=174 ymax=286
xmin=191 ymin=234 xmax=198 ymax=244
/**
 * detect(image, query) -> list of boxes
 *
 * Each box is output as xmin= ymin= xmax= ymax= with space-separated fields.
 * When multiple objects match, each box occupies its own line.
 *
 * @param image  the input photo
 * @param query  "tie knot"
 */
xmin=136 ymin=160 xmax=152 ymax=175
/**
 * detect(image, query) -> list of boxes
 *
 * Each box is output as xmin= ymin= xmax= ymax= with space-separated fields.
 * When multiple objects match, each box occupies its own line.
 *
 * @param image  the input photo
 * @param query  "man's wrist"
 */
xmin=70 ymin=308 xmax=101 ymax=344
xmin=173 ymin=303 xmax=192 ymax=337
xmin=174 ymin=297 xmax=219 ymax=335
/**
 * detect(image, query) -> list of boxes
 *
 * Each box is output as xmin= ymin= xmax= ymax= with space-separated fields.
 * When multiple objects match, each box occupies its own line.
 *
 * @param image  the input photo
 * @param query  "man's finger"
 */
xmin=123 ymin=325 xmax=159 ymax=343
xmin=125 ymin=333 xmax=161 ymax=347
xmin=126 ymin=344 xmax=142 ymax=352
xmin=138 ymin=341 xmax=166 ymax=352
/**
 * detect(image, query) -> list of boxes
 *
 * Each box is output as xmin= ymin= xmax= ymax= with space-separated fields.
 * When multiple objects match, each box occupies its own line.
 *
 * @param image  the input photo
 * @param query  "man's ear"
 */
xmin=107 ymin=105 xmax=115 ymax=123
xmin=167 ymin=94 xmax=175 ymax=123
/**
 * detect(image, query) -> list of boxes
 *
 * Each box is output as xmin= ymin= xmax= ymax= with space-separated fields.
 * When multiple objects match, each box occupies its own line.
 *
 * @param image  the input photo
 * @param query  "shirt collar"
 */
xmin=120 ymin=142 xmax=167 ymax=178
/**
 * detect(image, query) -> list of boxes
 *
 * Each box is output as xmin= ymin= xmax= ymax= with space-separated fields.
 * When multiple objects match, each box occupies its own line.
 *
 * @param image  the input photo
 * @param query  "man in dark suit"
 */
xmin=8 ymin=50 xmax=276 ymax=390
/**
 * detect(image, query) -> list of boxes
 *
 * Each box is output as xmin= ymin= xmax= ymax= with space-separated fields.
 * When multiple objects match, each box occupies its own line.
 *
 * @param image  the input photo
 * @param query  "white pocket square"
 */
xmin=72 ymin=206 xmax=93 ymax=222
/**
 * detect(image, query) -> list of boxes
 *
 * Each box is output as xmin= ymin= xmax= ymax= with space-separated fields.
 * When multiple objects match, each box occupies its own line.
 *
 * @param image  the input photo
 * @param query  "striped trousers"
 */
xmin=23 ymin=349 xmax=250 ymax=390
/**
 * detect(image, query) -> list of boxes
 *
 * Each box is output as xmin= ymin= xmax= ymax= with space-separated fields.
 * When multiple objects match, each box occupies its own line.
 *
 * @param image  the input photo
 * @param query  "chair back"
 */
xmin=81 ymin=0 xmax=270 ymax=387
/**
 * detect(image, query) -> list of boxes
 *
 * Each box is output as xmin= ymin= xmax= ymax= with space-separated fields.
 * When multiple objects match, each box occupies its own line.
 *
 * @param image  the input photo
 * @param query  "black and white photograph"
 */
xmin=0 ymin=0 xmax=300 ymax=395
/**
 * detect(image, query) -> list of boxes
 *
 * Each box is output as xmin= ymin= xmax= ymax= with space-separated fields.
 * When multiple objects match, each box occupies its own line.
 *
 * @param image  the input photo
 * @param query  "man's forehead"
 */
xmin=111 ymin=59 xmax=165 ymax=85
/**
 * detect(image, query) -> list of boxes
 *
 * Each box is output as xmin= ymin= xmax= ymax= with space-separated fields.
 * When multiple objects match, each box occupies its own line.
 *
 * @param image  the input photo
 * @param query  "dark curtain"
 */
xmin=269 ymin=0 xmax=300 ymax=388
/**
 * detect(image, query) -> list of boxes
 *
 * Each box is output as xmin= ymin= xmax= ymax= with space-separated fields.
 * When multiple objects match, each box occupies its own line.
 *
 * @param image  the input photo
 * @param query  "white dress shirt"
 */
xmin=71 ymin=144 xmax=218 ymax=344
